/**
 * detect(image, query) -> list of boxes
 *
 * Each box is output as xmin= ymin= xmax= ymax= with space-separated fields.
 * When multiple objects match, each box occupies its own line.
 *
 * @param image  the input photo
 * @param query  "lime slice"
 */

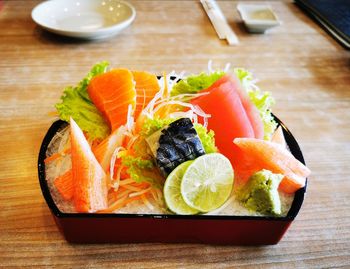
xmin=181 ymin=153 xmax=234 ymax=212
xmin=163 ymin=160 xmax=199 ymax=215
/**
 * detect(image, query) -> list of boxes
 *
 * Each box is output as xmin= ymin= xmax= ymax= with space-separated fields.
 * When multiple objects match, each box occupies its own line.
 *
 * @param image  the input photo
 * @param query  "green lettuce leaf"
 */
xmin=141 ymin=117 xmax=177 ymax=137
xmin=234 ymin=68 xmax=277 ymax=140
xmin=121 ymin=155 xmax=163 ymax=188
xmin=194 ymin=123 xmax=217 ymax=153
xmin=55 ymin=62 xmax=110 ymax=140
xmin=170 ymin=71 xmax=225 ymax=96
xmin=121 ymin=155 xmax=155 ymax=184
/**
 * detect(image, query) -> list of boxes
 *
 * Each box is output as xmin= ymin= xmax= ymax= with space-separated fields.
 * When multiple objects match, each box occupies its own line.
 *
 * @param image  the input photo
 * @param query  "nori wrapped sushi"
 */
xmin=146 ymin=118 xmax=205 ymax=176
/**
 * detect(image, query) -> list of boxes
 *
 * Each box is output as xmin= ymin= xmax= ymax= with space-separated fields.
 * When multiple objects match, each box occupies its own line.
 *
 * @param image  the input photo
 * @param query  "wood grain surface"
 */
xmin=1 ymin=0 xmax=350 ymax=268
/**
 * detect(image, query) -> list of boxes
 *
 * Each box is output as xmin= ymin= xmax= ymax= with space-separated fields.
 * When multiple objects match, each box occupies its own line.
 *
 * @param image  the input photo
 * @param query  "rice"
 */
xmin=45 ymin=128 xmax=294 ymax=216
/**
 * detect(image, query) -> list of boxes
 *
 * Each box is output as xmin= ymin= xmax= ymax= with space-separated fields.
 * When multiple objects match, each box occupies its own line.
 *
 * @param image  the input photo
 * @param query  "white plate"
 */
xmin=31 ymin=0 xmax=136 ymax=39
xmin=237 ymin=4 xmax=280 ymax=33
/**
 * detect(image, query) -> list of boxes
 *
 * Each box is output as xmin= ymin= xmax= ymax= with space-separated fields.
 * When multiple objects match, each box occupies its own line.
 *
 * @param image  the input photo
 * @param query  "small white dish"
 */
xmin=31 ymin=0 xmax=136 ymax=39
xmin=237 ymin=4 xmax=281 ymax=33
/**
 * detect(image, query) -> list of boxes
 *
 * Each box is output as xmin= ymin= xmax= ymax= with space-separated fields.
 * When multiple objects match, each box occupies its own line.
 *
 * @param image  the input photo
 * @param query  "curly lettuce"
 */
xmin=170 ymin=71 xmax=225 ymax=96
xmin=193 ymin=123 xmax=217 ymax=153
xmin=55 ymin=62 xmax=110 ymax=140
xmin=141 ymin=117 xmax=177 ymax=137
xmin=120 ymin=154 xmax=164 ymax=188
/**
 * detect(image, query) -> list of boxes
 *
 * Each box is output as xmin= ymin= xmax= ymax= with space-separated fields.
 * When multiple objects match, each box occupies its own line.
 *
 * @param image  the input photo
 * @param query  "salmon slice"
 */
xmin=70 ymin=118 xmax=108 ymax=212
xmin=92 ymin=125 xmax=127 ymax=172
xmin=132 ymin=70 xmax=160 ymax=119
xmin=233 ymin=137 xmax=311 ymax=193
xmin=88 ymin=69 xmax=136 ymax=131
xmin=53 ymin=170 xmax=74 ymax=201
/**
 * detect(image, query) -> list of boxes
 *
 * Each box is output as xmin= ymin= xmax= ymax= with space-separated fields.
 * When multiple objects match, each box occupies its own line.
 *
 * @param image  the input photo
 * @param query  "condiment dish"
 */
xmin=237 ymin=4 xmax=281 ymax=33
xmin=31 ymin=0 xmax=136 ymax=39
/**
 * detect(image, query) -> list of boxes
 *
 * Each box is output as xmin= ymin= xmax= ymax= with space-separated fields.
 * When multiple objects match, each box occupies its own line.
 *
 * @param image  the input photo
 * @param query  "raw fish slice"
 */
xmin=227 ymin=75 xmax=264 ymax=139
xmin=70 ymin=118 xmax=108 ymax=212
xmin=211 ymin=75 xmax=264 ymax=139
xmin=271 ymin=125 xmax=287 ymax=148
xmin=88 ymin=69 xmax=136 ymax=131
xmin=132 ymin=71 xmax=160 ymax=119
xmin=191 ymin=76 xmax=255 ymax=167
xmin=93 ymin=125 xmax=127 ymax=172
xmin=233 ymin=137 xmax=311 ymax=193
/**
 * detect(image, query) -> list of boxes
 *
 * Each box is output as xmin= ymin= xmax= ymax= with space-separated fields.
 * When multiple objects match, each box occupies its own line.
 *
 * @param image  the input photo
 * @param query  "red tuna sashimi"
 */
xmin=210 ymin=75 xmax=264 ymax=139
xmin=228 ymin=75 xmax=264 ymax=139
xmin=190 ymin=76 xmax=255 ymax=166
xmin=88 ymin=69 xmax=136 ymax=131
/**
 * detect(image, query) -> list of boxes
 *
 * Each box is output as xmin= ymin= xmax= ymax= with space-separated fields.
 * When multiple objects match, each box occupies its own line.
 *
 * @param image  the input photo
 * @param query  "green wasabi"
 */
xmin=238 ymin=169 xmax=283 ymax=215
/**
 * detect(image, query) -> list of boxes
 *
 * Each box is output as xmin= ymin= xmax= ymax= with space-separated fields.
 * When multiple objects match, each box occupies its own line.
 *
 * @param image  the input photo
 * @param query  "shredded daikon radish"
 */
xmin=192 ymin=104 xmax=210 ymax=128
xmin=142 ymin=87 xmax=164 ymax=118
xmin=119 ymin=178 xmax=135 ymax=186
xmin=167 ymin=110 xmax=199 ymax=125
xmin=126 ymin=134 xmax=139 ymax=150
xmin=153 ymin=92 xmax=209 ymax=105
xmin=111 ymin=165 xmax=123 ymax=191
xmin=141 ymin=194 xmax=154 ymax=210
xmin=126 ymin=104 xmax=134 ymax=133
xmin=110 ymin=146 xmax=126 ymax=181
xmin=152 ymin=100 xmax=211 ymax=125
xmin=129 ymin=187 xmax=152 ymax=198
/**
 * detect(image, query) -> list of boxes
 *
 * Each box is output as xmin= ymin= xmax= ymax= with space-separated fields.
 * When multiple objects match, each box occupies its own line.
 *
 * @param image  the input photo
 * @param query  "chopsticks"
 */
xmin=200 ymin=0 xmax=239 ymax=45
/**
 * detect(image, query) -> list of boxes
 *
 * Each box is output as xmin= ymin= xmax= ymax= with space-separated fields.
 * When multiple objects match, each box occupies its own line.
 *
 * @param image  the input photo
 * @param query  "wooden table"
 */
xmin=1 ymin=0 xmax=349 ymax=268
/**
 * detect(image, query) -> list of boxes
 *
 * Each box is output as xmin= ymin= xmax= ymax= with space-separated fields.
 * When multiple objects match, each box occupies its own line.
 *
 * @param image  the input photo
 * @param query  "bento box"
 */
xmin=38 ymin=115 xmax=307 ymax=245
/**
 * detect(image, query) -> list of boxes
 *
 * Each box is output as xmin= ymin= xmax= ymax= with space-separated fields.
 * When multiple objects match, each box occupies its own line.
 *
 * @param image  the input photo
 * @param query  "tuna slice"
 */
xmin=227 ymin=75 xmax=264 ymax=139
xmin=190 ymin=75 xmax=259 ymax=167
xmin=70 ymin=117 xmax=108 ymax=212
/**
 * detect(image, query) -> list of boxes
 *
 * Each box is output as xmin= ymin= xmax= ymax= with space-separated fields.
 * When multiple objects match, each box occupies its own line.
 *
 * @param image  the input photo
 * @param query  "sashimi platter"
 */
xmin=38 ymin=62 xmax=311 ymax=243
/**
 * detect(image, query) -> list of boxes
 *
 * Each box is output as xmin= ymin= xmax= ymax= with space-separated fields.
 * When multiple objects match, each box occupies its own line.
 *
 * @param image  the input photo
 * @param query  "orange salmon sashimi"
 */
xmin=70 ymin=117 xmax=108 ymax=212
xmin=88 ymin=69 xmax=136 ymax=131
xmin=132 ymin=70 xmax=160 ymax=119
xmin=233 ymin=137 xmax=311 ymax=194
xmin=92 ymin=125 xmax=127 ymax=172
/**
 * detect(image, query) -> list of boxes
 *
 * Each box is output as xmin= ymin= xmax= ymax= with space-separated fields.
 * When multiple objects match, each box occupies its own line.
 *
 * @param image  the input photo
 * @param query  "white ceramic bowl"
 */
xmin=237 ymin=4 xmax=280 ymax=33
xmin=31 ymin=0 xmax=136 ymax=39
